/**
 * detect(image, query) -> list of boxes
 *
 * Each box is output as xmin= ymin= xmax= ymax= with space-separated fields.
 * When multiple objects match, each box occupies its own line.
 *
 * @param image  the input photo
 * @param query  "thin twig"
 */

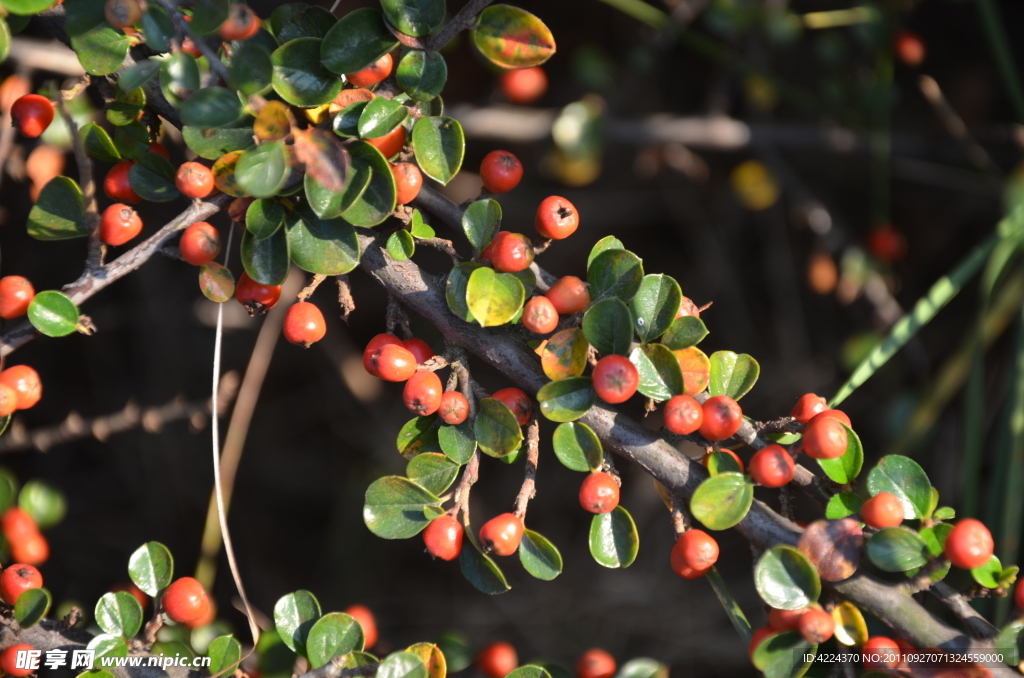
xmin=513 ymin=415 xmax=540 ymax=519
xmin=57 ymin=77 xmax=103 ymax=269
xmin=335 ymin=275 xmax=355 ymax=322
xmin=427 ymin=0 xmax=495 ymax=51
xmin=297 ymin=274 xmax=327 ymax=301
xmin=417 ymin=237 xmax=460 ymax=263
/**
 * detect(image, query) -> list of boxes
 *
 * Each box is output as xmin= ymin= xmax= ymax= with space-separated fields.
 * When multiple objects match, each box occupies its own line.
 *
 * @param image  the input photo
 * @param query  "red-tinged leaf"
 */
xmin=212 ymin=151 xmax=246 ymax=197
xmin=254 ymin=101 xmax=294 ymax=141
xmin=797 ymin=518 xmax=863 ymax=582
xmin=199 ymin=262 xmax=234 ymax=302
xmin=293 ymin=127 xmax=349 ymax=192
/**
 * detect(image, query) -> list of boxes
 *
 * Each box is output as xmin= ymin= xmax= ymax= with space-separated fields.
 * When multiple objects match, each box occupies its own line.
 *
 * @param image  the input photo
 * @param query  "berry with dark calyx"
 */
xmin=403 ymin=370 xmax=443 ymax=415
xmin=392 ymin=162 xmax=423 ymax=205
xmin=802 ymin=416 xmax=848 ymax=460
xmin=811 ymin=409 xmax=851 ymax=427
xmin=0 ymin=366 xmax=41 ymax=410
xmin=219 ymin=3 xmax=261 ymax=40
xmin=521 ymin=296 xmax=559 ymax=334
xmin=895 ymin=30 xmax=925 ymax=66
xmin=179 ymin=222 xmax=221 ymax=266
xmin=368 ymin=125 xmax=406 ymax=160
xmin=0 ymin=276 xmax=35 ymax=319
xmin=11 ymin=94 xmax=54 ymax=138
xmin=1 ymin=508 xmax=37 ymax=544
xmin=476 ymin=642 xmax=518 ymax=678
xmin=10 ymin=532 xmax=48 ymax=566
xmin=579 ymin=472 xmax=619 ymax=514
xmin=105 ymin=0 xmax=143 ymax=28
xmin=104 ymin=160 xmax=141 ymax=204
xmin=798 ymin=608 xmax=834 ymax=644
xmin=592 ymin=355 xmax=639 ymax=404
xmin=403 ymin=338 xmax=434 ymax=364
xmin=749 ymin=444 xmax=795 ymax=488
xmin=175 ymin=162 xmax=215 ymax=199
xmin=576 ymin=649 xmax=615 ymax=678
xmin=283 ymin=302 xmax=327 ymax=347
xmin=148 ymin=142 xmax=170 ymax=160
xmin=235 ymin=272 xmax=282 ymax=315
xmin=545 ymin=276 xmax=590 ymax=314
xmin=671 ymin=529 xmax=719 ymax=572
xmin=944 ymin=518 xmax=994 ymax=569
xmin=675 ymin=296 xmax=700 ymax=318
xmin=790 ymin=393 xmax=827 ymax=424
xmin=478 ymin=513 xmax=524 ymax=556
xmin=535 ymin=196 xmax=579 ymax=240
xmin=480 ymin=150 xmax=523 ymax=194
xmin=439 ymin=391 xmax=470 ymax=425
xmin=702 ymin=448 xmax=744 ymax=473
xmin=698 ymin=395 xmax=743 ymax=441
xmin=344 ymin=605 xmax=378 ymax=648
xmin=99 ymin=203 xmax=143 ymax=246
xmin=482 ymin=232 xmax=534 ymax=273
xmin=768 ymin=607 xmax=806 ymax=632
xmin=492 ymin=387 xmax=532 ymax=425
xmin=0 ymin=644 xmax=37 ymax=677
xmin=664 ymin=395 xmax=703 ymax=435
xmin=346 ymin=53 xmax=394 ymax=88
xmin=372 ymin=344 xmax=417 ymax=382
xmin=748 ymin=627 xmax=773 ymax=659
xmin=862 ymin=637 xmax=900 ymax=669
xmin=0 ymin=564 xmax=42 ymax=605
xmin=363 ymin=334 xmax=403 ymax=377
xmin=162 ymin=577 xmax=210 ymax=624
xmin=423 ymin=514 xmax=463 ymax=561
xmin=860 ymin=492 xmax=904 ymax=529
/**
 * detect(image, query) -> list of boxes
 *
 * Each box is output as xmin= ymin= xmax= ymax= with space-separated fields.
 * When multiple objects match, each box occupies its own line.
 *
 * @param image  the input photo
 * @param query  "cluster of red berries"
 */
xmin=106 ymin=0 xmax=261 ymax=41
xmin=0 ymin=562 xmax=49 ymax=673
xmin=476 ymin=643 xmax=616 ymax=678
xmin=1 ymin=508 xmax=49 ymax=565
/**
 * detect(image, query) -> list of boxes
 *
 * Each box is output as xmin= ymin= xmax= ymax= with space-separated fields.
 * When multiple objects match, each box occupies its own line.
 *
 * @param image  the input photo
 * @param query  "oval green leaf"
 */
xmin=27 ymin=177 xmax=87 ymax=240
xmin=397 ymin=415 xmax=442 ymax=457
xmin=817 ymin=424 xmax=863 ymax=484
xmin=446 ymin=263 xmax=480 ymax=322
xmin=754 ymin=545 xmax=821 ymax=610
xmin=438 ymin=422 xmax=476 ymax=464
xmin=589 ymin=506 xmax=639 ymax=568
xmin=537 ymin=377 xmax=595 ymax=423
xmin=406 ymin=453 xmax=459 ymax=495
xmin=246 ymin=199 xmax=285 ymax=239
xmin=630 ymin=274 xmax=681 ymax=343
xmin=307 ymin=613 xmax=364 ymax=669
xmin=474 ymin=398 xmax=523 ymax=458
xmin=236 ymin=141 xmax=289 ymax=199
xmin=551 ymin=422 xmax=602 ymax=472
xmin=866 ymin=455 xmax=932 ymax=519
xmin=587 ymin=249 xmax=643 ymax=302
xmin=229 ymin=41 xmax=274 ymax=96
xmin=82 ymin=122 xmax=120 ymax=163
xmin=866 ymin=526 xmax=929 ymax=572
xmin=241 ymin=226 xmax=290 ymax=286
xmin=273 ymin=37 xmax=343 ymax=107
xmin=587 ymin=235 xmax=623 ymax=269
xmin=340 ymin=140 xmax=397 ymax=227
xmin=130 ymin=153 xmax=181 ymax=202
xmin=582 ymin=298 xmax=633 ymax=357
xmin=518 ymin=529 xmax=562 ymax=580
xmin=387 ymin=230 xmax=416 ymax=261
xmin=459 ymin=542 xmax=510 ymax=595
xmin=273 ymin=590 xmax=322 ymax=654
xmin=207 ymin=635 xmax=243 ymax=675
xmin=629 ymin=344 xmax=684 ymax=401
xmin=462 ymin=199 xmax=501 ymax=255
xmin=363 ymin=475 xmax=442 ymax=539
xmin=358 ymin=97 xmax=409 ymax=139
xmin=95 ymin=591 xmax=143 ymax=637
xmin=661 ymin=316 xmax=709 ymax=350
xmin=71 ymin=24 xmax=129 ymax=76
xmin=181 ymin=87 xmax=243 ymax=128
xmin=466 ymin=267 xmax=525 ymax=328
xmin=128 ymin=541 xmax=174 ymax=596
xmin=411 ymin=116 xmax=464 ymax=185
xmin=971 ymin=555 xmax=1003 ymax=589
xmin=284 ymin=210 xmax=362 ymax=275
xmin=825 ymin=492 xmax=863 ymax=520
xmin=751 ymin=631 xmax=815 ymax=678
xmin=690 ymin=472 xmax=753 ymax=530
xmin=14 ymin=587 xmax=51 ymax=628
xmin=396 ymin=49 xmax=447 ymax=101
xmin=183 ymin=126 xmax=256 ymax=160
xmin=708 ymin=351 xmax=760 ymax=401
xmin=27 ymin=290 xmax=79 ymax=337
xmin=321 ymin=8 xmax=399 ymax=75
xmin=382 ymin=0 xmax=444 ymax=36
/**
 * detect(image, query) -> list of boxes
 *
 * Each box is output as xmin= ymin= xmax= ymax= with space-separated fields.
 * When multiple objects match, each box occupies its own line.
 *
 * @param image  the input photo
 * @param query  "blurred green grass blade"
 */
xmin=995 ymin=307 xmax=1024 ymax=625
xmin=976 ymin=0 xmax=1024 ymax=125
xmin=704 ymin=565 xmax=752 ymax=646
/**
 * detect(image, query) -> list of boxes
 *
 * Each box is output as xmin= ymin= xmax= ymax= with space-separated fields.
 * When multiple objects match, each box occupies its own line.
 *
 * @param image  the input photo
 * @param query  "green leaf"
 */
xmin=589 ymin=506 xmax=639 ymax=568
xmin=95 ymin=591 xmax=143 ymax=637
xmin=446 ymin=263 xmax=480 ymax=322
xmin=459 ymin=541 xmax=510 ymax=595
xmin=272 ymin=37 xmax=343 ymax=107
xmin=18 ymin=480 xmax=66 ymax=529
xmin=358 ymin=97 xmax=409 ymax=139
xmin=866 ymin=526 xmax=930 ymax=572
xmin=751 ymin=631 xmax=815 ymax=678
xmin=704 ymin=450 xmax=742 ymax=476
xmin=472 ymin=5 xmax=555 ymax=68
xmin=382 ymin=0 xmax=444 ymax=36
xmin=27 ymin=291 xmax=79 ymax=338
xmin=160 ymin=52 xmax=200 ymax=107
xmin=0 ymin=469 xmax=19 ymax=513
xmin=207 ymin=636 xmax=243 ymax=675
xmin=363 ymin=476 xmax=442 ymax=539
xmin=971 ymin=555 xmax=1003 ymax=588
xmin=551 ymin=422 xmax=602 ymax=472
xmin=406 ymin=453 xmax=459 ymax=495
xmin=588 ymin=249 xmax=643 ymax=302
xmin=246 ymin=199 xmax=285 ymax=239
xmin=438 ymin=423 xmax=476 ymax=464
xmin=933 ymin=506 xmax=956 ymax=521
xmin=462 ymin=199 xmax=501 ymax=255
xmin=387 ymin=230 xmax=415 ymax=261
xmin=27 ymin=177 xmax=87 ymax=240
xmin=189 ymin=0 xmax=230 ymax=35
xmin=920 ymin=523 xmax=953 ymax=557
xmin=538 ymin=378 xmax=595 ymax=422
xmin=332 ymin=101 xmax=367 ymax=138
xmin=690 ymin=473 xmax=754 ymax=530
xmin=107 ymin=86 xmax=145 ymax=127
xmin=396 ymin=50 xmax=447 ymax=101
xmin=996 ymin=620 xmax=1024 ymax=666
xmin=276 ymin=6 xmax=337 ymax=42
xmin=128 ymin=541 xmax=174 ymax=596
xmin=117 ymin=59 xmax=161 ymax=92
xmin=130 ymin=153 xmax=181 ymax=202
xmin=825 ymin=492 xmax=863 ymax=520
xmin=273 ymin=590 xmax=321 ymax=655
xmin=396 ymin=415 xmax=442 ymax=457
xmin=241 ymin=226 xmax=290 ymax=286
xmin=236 ymin=141 xmax=289 ymax=199
xmin=378 ymin=652 xmax=427 ymax=678
xmin=817 ymin=424 xmax=864 ymax=484
xmin=113 ymin=121 xmax=150 ymax=160
xmin=139 ymin=5 xmax=173 ymax=53
xmin=64 ymin=0 xmax=106 ymax=36
xmin=410 ymin=210 xmax=434 ymax=239
xmin=181 ymin=87 xmax=244 ymax=128
xmin=321 ymin=8 xmax=399 ymax=75
xmin=71 ymin=24 xmax=129 ymax=76
xmin=506 ymin=667 xmax=551 ymax=678
xmin=708 ymin=351 xmax=760 ymax=401
xmin=754 ymin=545 xmax=821 ymax=609
xmin=411 ymin=116 xmax=464 ymax=185
xmin=630 ymin=274 xmax=682 ymax=343
xmin=82 ymin=122 xmax=120 ymax=163
xmin=340 ymin=140 xmax=397 ymax=227
xmin=14 ymin=587 xmax=51 ymax=628
xmin=659 ymin=315 xmax=708 ymax=350
xmin=474 ymin=398 xmax=523 ymax=458
xmin=87 ymin=634 xmax=129 ymax=660
xmin=305 ymin=167 xmax=369 ymax=219
xmin=629 ymin=344 xmax=683 ymax=400
xmin=182 ymin=126 xmax=255 ymax=160
xmin=466 ymin=267 xmax=525 ymax=327
xmin=1 ymin=0 xmax=54 ymax=15
xmin=587 ymin=235 xmax=623 ymax=269
xmin=582 ymin=298 xmax=634 ymax=356
xmin=541 ymin=328 xmax=589 ymax=381
xmin=866 ymin=455 xmax=932 ymax=519
xmin=518 ymin=529 xmax=562 ymax=580
xmin=229 ymin=41 xmax=274 ymax=96
xmin=307 ymin=613 xmax=364 ymax=669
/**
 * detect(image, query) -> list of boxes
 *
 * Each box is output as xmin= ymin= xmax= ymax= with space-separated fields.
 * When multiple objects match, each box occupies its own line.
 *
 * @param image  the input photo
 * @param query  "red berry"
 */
xmin=861 ymin=492 xmax=904 ymax=529
xmin=105 ymin=0 xmax=143 ymax=27
xmin=798 ymin=608 xmax=834 ymax=644
xmin=219 ymin=3 xmax=261 ymax=40
xmin=10 ymin=532 xmax=48 ymax=566
xmin=866 ymin=224 xmax=908 ymax=264
xmin=182 ymin=35 xmax=203 ymax=57
xmin=439 ymin=391 xmax=469 ymax=425
xmin=403 ymin=338 xmax=434 ymax=364
xmin=944 ymin=518 xmax=994 ymax=569
xmin=0 ymin=276 xmax=35 ymax=319
xmin=162 ymin=577 xmax=210 ymax=624
xmin=186 ymin=596 xmax=217 ymax=629
xmin=0 ymin=366 xmax=41 ymax=410
xmin=373 ymin=344 xmax=417 ymax=382
xmin=802 ymin=416 xmax=848 ymax=459
xmin=663 ymin=395 xmax=703 ymax=435
xmin=0 ymin=564 xmax=42 ymax=606
xmin=576 ymin=649 xmax=615 ymax=678
xmin=895 ymin=30 xmax=925 ymax=66
xmin=476 ymin=642 xmax=517 ymax=678
xmin=148 ymin=142 xmax=170 ymax=160
xmin=545 ymin=276 xmax=590 ymax=314
xmin=862 ymin=637 xmax=900 ymax=669
xmin=1015 ymin=577 xmax=1024 ymax=610
xmin=701 ymin=448 xmax=744 ymax=473
xmin=403 ymin=370 xmax=443 ymax=415
xmin=749 ymin=444 xmax=795 ymax=488
xmin=480 ymin=150 xmax=523 ymax=193
xmin=698 ymin=395 xmax=742 ymax=441
xmin=423 ymin=514 xmax=463 ymax=561
xmin=749 ymin=627 xmax=773 ymax=658
xmin=478 ymin=513 xmax=523 ymax=556
xmin=592 ymin=355 xmax=638 ymax=404
xmin=0 ymin=385 xmax=17 ymax=418
xmin=283 ymin=302 xmax=327 ymax=347
xmin=768 ymin=607 xmax=806 ymax=632
xmin=1 ymin=508 xmax=38 ymax=544
xmin=535 ymin=196 xmax=579 ymax=240
xmin=790 ymin=393 xmax=827 ymax=424
xmin=392 ymin=162 xmax=423 ymax=205
xmin=500 ymin=67 xmax=547 ymax=105
xmin=176 ymin=161 xmax=215 ymax=199
xmin=521 ymin=296 xmax=559 ymax=334
xmin=235 ymin=272 xmax=282 ymax=315
xmin=11 ymin=94 xmax=54 ymax=138
xmin=363 ymin=334 xmax=402 ymax=376
xmin=179 ymin=221 xmax=221 ymax=266
xmin=368 ymin=125 xmax=406 ymax=160
xmin=104 ymin=160 xmax=141 ymax=204
xmin=345 ymin=605 xmax=378 ymax=648
xmin=811 ymin=409 xmax=851 ymax=427
xmin=99 ymin=203 xmax=143 ymax=246
xmin=671 ymin=529 xmax=719 ymax=571
xmin=579 ymin=472 xmax=619 ymax=514
xmin=482 ymin=232 xmax=534 ymax=273
xmin=0 ymin=644 xmax=37 ymax=677
xmin=346 ymin=53 xmax=394 ymax=88
xmin=492 ymin=388 xmax=532 ymax=425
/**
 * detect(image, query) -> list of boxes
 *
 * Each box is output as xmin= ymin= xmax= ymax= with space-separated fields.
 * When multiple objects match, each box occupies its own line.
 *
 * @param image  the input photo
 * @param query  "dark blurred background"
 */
xmin=2 ymin=0 xmax=1024 ymax=675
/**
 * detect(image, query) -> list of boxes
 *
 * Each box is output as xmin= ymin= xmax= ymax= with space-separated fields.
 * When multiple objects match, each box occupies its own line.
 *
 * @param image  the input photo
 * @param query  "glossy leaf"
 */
xmin=971 ymin=555 xmax=1003 ymax=588
xmin=71 ymin=24 xmax=129 ymax=76
xmin=754 ymin=546 xmax=821 ymax=609
xmin=332 ymin=101 xmax=367 ymax=138
xmin=27 ymin=291 xmax=79 ymax=337
xmin=117 ymin=59 xmax=161 ymax=93
xmin=321 ymin=8 xmax=399 ymax=75
xmin=189 ymin=0 xmax=230 ymax=34
xmin=410 ymin=210 xmax=435 ymax=239
xmin=95 ymin=591 xmax=143 ymax=637
xmin=674 ymin=346 xmax=710 ymax=396
xmin=866 ymin=455 xmax=932 ymax=519
xmin=273 ymin=590 xmax=321 ymax=654
xmin=230 ymin=41 xmax=274 ymax=96
xmin=411 ymin=116 xmax=464 ymax=185
xmin=630 ymin=274 xmax=682 ymax=343
xmin=340 ymin=140 xmax=397 ymax=227
xmin=587 ymin=235 xmax=623 ymax=269
xmin=704 ymin=450 xmax=742 ymax=476
xmin=551 ymin=422 xmax=602 ymax=472
xmin=241 ymin=227 xmax=290 ymax=286
xmin=272 ymin=38 xmax=343 ymax=107
xmin=466 ymin=267 xmax=525 ymax=327
xmin=207 ymin=636 xmax=243 ymax=676
xmin=293 ymin=125 xmax=351 ymax=194
xmin=387 ymin=230 xmax=416 ymax=261
xmin=1 ymin=0 xmax=55 ymax=15
xmin=474 ymin=398 xmax=523 ymax=458
xmin=379 ymin=653 xmax=428 ymax=678
xmin=183 ymin=126 xmax=255 ymax=160
xmin=199 ymin=263 xmax=235 ymax=303
xmin=358 ymin=97 xmax=409 ymax=139
xmin=690 ymin=473 xmax=753 ymax=530
xmin=27 ymin=177 xmax=87 ymax=240
xmin=518 ymin=529 xmax=562 ymax=580
xmin=817 ymin=424 xmax=863 ymax=484
xmin=629 ymin=344 xmax=683 ymax=400
xmin=708 ymin=351 xmax=760 ymax=400
xmin=396 ymin=50 xmax=447 ymax=101
xmin=460 ymin=541 xmax=510 ymax=595
xmin=405 ymin=643 xmax=445 ymax=678
xmin=284 ymin=209 xmax=362 ymax=275
xmin=276 ymin=5 xmax=336 ymax=42
xmin=589 ymin=506 xmax=639 ymax=568
xmin=866 ymin=527 xmax=930 ymax=572
xmin=582 ymin=298 xmax=633 ymax=356
xmin=751 ymin=631 xmax=815 ymax=678
xmin=106 ymin=86 xmax=145 ymax=127
xmin=996 ymin=620 xmax=1024 ymax=666
xmin=87 ymin=634 xmax=129 ymax=661
xmin=397 ymin=414 xmax=442 ymax=457
xmin=825 ymin=493 xmax=863 ymax=520
xmin=537 ymin=377 xmax=595 ymax=422
xmin=363 ymin=476 xmax=441 ymax=539
xmin=139 ymin=5 xmax=173 ymax=53
xmin=438 ymin=423 xmax=476 ymax=464
xmin=128 ymin=541 xmax=174 ymax=596
xmin=472 ymin=5 xmax=555 ymax=68
xmin=831 ymin=601 xmax=868 ymax=646
xmin=920 ymin=523 xmax=953 ymax=557
xmin=82 ymin=122 xmax=120 ymax=163
xmin=462 ymin=199 xmax=501 ymax=255
xmin=113 ymin=121 xmax=150 ymax=160
xmin=406 ymin=453 xmax=459 ymax=495
xmin=588 ymin=249 xmax=643 ymax=302
xmin=382 ymin=0 xmax=444 ymax=36
xmin=305 ymin=168 xmax=368 ymax=219
xmin=246 ymin=199 xmax=285 ymax=239
xmin=446 ymin=263 xmax=480 ymax=322
xmin=129 ymin=153 xmax=181 ymax=202
xmin=661 ymin=316 xmax=708 ymax=350
xmin=14 ymin=588 xmax=50 ymax=628
xmin=160 ymin=52 xmax=200 ymax=107
xmin=541 ymin=329 xmax=589 ymax=381
xmin=236 ymin=141 xmax=289 ymax=198
xmin=307 ymin=613 xmax=364 ymax=668
xmin=797 ymin=518 xmax=862 ymax=582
